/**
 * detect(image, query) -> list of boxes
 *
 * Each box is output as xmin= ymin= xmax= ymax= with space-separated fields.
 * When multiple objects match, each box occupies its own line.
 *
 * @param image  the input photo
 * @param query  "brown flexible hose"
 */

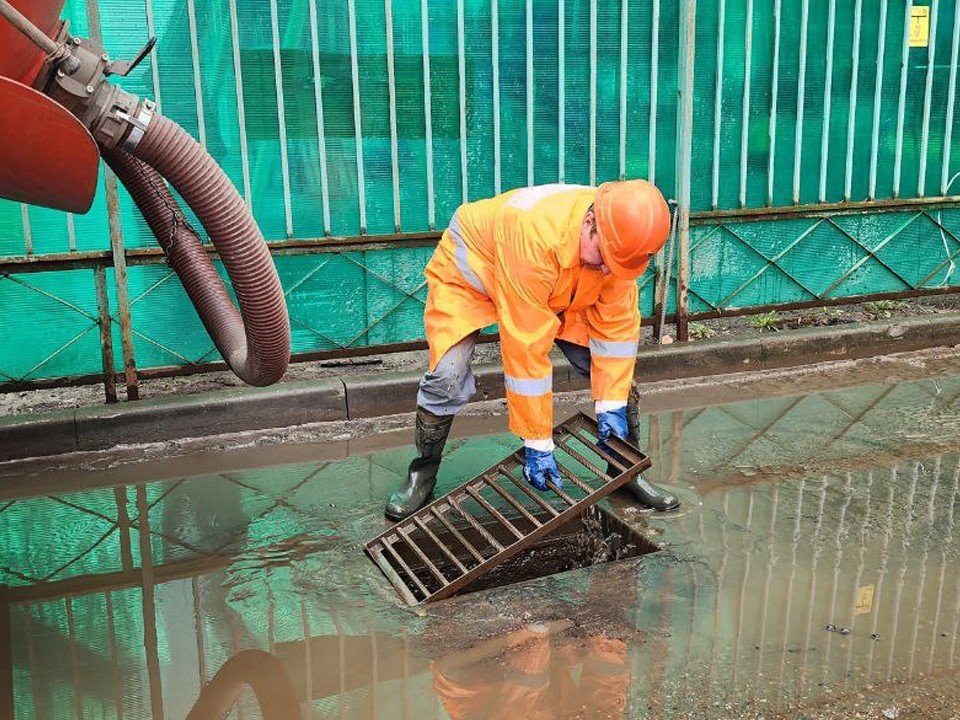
xmin=103 ymin=112 xmax=290 ymax=386
xmin=185 ymin=649 xmax=301 ymax=720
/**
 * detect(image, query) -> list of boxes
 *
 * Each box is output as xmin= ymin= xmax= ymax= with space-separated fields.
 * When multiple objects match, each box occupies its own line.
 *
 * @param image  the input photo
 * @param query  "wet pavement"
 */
xmin=4 ymin=355 xmax=960 ymax=718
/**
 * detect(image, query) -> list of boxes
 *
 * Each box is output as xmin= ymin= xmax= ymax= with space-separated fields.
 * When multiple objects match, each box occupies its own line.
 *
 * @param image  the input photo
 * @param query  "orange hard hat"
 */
xmin=594 ymin=179 xmax=672 ymax=279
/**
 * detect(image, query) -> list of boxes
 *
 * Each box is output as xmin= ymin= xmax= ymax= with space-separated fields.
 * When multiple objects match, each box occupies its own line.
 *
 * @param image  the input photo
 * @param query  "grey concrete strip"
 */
xmin=342 ymin=369 xmax=421 ymax=419
xmin=0 ymin=411 xmax=79 ymax=460
xmin=3 ymin=313 xmax=960 ymax=461
xmin=73 ymin=378 xmax=347 ymax=453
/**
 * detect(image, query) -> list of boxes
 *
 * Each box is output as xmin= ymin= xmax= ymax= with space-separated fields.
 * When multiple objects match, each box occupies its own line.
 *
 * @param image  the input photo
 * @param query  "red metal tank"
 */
xmin=0 ymin=0 xmax=66 ymax=86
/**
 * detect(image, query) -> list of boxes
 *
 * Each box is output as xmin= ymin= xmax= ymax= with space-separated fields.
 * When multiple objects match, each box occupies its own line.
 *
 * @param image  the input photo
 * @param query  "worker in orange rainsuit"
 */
xmin=431 ymin=623 xmax=630 ymax=720
xmin=384 ymin=181 xmax=680 ymax=520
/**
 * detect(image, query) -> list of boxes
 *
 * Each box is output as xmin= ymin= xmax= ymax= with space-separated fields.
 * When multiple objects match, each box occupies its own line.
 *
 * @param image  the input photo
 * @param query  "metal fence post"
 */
xmin=94 ymin=266 xmax=118 ymax=403
xmin=85 ymin=0 xmax=140 ymax=401
xmin=676 ymin=0 xmax=696 ymax=341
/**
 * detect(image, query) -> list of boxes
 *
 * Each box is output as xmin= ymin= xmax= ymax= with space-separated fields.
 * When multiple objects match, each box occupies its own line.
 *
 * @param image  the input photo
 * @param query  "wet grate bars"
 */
xmin=364 ymin=412 xmax=652 ymax=605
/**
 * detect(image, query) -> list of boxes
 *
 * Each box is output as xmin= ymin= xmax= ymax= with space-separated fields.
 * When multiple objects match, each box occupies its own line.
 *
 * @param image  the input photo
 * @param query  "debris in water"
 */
xmin=883 ymin=708 xmax=899 ymax=719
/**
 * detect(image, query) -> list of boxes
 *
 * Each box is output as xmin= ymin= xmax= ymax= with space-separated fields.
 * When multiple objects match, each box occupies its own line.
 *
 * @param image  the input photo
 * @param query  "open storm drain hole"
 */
xmin=375 ymin=505 xmax=659 ymax=603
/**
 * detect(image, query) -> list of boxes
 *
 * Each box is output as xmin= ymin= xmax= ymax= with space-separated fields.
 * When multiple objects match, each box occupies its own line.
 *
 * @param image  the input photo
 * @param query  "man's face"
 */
xmin=579 ymin=208 xmax=610 ymax=275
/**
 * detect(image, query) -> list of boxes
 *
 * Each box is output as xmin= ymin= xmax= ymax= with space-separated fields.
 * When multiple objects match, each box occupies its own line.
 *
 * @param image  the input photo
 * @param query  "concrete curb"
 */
xmin=3 ymin=312 xmax=960 ymax=461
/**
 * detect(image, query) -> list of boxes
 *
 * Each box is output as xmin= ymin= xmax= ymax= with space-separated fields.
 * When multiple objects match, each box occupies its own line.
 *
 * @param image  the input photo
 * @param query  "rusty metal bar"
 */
xmin=544 ymin=479 xmax=575 ymax=507
xmin=448 ymin=497 xmax=505 ymax=552
xmin=413 ymin=516 xmax=469 ymax=573
xmin=104 ymin=172 xmax=140 ymax=402
xmin=499 ymin=467 xmax=560 ymax=516
xmin=465 ymin=487 xmax=525 ymax=540
xmin=554 ymin=436 xmax=617 ymax=481
xmin=483 ymin=476 xmax=543 ymax=527
xmin=553 ymin=463 xmax=596 ymax=497
xmin=429 ymin=507 xmax=487 ymax=563
xmin=94 ymin=266 xmax=118 ymax=403
xmin=394 ymin=528 xmax=449 ymax=585
xmin=568 ymin=425 xmax=643 ymax=471
xmin=370 ymin=546 xmax=418 ymax=605
xmin=381 ymin=537 xmax=430 ymax=598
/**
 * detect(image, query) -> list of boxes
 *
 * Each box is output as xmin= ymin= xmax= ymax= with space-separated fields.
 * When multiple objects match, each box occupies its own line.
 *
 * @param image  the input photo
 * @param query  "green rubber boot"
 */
xmin=384 ymin=407 xmax=454 ymax=521
xmin=613 ymin=382 xmax=680 ymax=512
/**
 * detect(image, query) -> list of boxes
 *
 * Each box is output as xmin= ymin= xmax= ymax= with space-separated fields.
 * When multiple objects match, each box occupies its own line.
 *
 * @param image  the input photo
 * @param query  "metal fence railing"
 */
xmin=2 ymin=0 xmax=960 ymax=398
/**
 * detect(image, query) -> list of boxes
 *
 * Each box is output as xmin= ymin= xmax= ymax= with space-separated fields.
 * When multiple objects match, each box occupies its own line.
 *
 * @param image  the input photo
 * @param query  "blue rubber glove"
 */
xmin=597 ymin=407 xmax=629 ymax=443
xmin=597 ymin=407 xmax=629 ymax=469
xmin=523 ymin=447 xmax=563 ymax=491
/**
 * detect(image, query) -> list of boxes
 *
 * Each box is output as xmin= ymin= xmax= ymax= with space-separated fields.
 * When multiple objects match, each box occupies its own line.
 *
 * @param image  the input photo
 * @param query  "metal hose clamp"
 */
xmin=121 ymin=99 xmax=155 ymax=152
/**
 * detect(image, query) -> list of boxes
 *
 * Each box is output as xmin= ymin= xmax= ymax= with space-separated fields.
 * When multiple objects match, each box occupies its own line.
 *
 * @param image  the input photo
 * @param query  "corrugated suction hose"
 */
xmin=101 ymin=112 xmax=290 ymax=386
xmin=185 ymin=649 xmax=301 ymax=720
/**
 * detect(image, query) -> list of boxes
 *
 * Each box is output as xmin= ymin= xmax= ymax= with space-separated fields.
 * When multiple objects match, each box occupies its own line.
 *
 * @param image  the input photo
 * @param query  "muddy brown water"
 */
xmin=6 ymin=349 xmax=960 ymax=718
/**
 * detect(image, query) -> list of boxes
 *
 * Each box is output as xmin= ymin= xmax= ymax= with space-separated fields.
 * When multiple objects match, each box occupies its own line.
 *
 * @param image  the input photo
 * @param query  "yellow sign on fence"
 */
xmin=856 ymin=584 xmax=876 ymax=615
xmin=911 ymin=6 xmax=931 ymax=47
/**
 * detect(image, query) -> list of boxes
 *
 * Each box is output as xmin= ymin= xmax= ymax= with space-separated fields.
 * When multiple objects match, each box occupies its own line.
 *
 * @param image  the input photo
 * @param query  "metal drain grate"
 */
xmin=364 ymin=412 xmax=652 ymax=605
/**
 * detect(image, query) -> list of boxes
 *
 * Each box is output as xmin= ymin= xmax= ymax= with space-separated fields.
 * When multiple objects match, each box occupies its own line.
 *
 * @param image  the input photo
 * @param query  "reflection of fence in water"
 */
xmin=6 ymin=376 xmax=960 ymax=716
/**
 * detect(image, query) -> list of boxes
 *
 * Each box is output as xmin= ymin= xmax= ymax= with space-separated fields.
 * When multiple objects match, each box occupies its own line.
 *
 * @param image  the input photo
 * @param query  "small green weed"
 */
xmin=863 ymin=300 xmax=905 ymax=319
xmin=750 ymin=311 xmax=782 ymax=331
xmin=689 ymin=322 xmax=717 ymax=340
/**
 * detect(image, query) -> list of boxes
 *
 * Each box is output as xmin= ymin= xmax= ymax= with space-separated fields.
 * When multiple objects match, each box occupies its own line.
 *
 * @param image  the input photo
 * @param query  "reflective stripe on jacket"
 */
xmin=423 ymin=184 xmax=643 ymax=440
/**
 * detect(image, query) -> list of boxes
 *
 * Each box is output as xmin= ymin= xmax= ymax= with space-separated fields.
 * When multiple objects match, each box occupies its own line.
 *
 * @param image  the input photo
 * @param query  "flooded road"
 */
xmin=4 ymin=352 xmax=960 ymax=718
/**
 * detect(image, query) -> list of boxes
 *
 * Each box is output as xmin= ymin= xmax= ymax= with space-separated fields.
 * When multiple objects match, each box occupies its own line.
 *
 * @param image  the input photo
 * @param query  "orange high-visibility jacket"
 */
xmin=423 ymin=184 xmax=644 ymax=440
xmin=431 ymin=629 xmax=629 ymax=719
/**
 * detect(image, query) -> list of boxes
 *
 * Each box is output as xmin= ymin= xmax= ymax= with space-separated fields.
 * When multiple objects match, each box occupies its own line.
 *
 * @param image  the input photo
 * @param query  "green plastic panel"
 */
xmin=1 ymin=1 xmax=960 ymax=383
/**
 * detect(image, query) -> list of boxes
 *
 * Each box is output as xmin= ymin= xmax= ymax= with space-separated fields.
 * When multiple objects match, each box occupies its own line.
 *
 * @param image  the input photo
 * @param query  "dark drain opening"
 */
xmin=381 ymin=505 xmax=659 ymax=598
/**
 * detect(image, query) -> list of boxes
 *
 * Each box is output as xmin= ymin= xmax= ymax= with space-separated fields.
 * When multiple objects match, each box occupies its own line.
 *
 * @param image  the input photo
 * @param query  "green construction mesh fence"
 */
xmin=0 ymin=0 xmax=959 ymax=385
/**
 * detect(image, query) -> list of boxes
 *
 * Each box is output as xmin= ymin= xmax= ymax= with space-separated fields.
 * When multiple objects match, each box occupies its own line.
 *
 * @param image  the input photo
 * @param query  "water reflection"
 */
xmin=3 ymin=373 xmax=960 ymax=717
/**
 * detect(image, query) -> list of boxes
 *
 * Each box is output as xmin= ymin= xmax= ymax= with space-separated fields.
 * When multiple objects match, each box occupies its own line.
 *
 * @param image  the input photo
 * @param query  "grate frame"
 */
xmin=364 ymin=411 xmax=652 ymax=605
